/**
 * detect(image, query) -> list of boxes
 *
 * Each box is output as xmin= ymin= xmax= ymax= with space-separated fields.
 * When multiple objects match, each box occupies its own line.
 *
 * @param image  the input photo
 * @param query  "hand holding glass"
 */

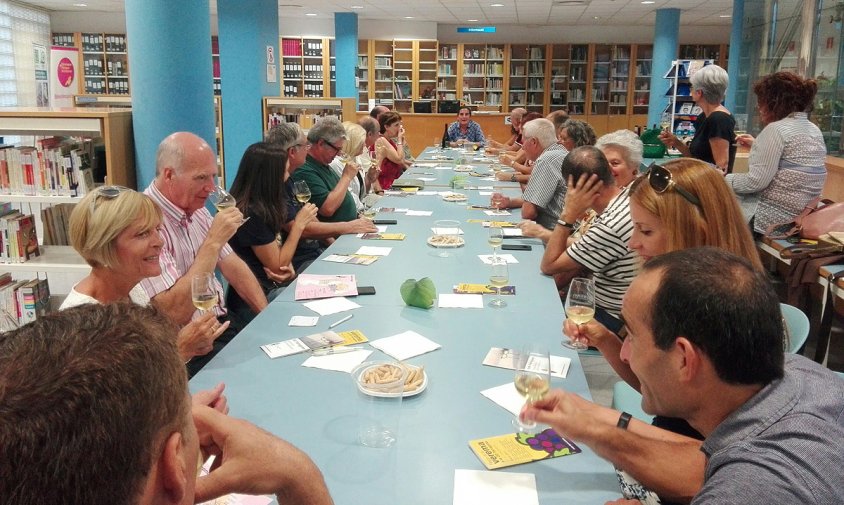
xmin=191 ymin=272 xmax=217 ymax=314
xmin=293 ymin=180 xmax=311 ymax=204
xmin=209 ymin=185 xmax=249 ymax=223
xmin=513 ymin=344 xmax=551 ymax=432
xmin=563 ymin=278 xmax=595 ymax=350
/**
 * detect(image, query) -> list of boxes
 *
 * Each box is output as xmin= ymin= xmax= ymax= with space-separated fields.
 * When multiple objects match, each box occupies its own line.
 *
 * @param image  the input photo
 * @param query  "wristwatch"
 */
xmin=617 ymin=411 xmax=632 ymax=430
xmin=510 ymin=174 xmax=517 ymax=182
xmin=556 ymin=219 xmax=574 ymax=230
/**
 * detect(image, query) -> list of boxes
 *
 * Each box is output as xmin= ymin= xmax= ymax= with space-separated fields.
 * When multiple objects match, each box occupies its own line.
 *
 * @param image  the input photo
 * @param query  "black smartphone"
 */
xmin=501 ymin=244 xmax=532 ymax=251
xmin=357 ymin=286 xmax=376 ymax=295
xmin=373 ymin=219 xmax=398 ymax=225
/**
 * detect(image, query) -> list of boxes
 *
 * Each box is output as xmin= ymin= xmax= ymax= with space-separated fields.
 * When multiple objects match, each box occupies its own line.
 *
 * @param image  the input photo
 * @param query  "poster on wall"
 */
xmin=50 ymin=46 xmax=79 ymax=107
xmin=33 ymin=44 xmax=49 ymax=106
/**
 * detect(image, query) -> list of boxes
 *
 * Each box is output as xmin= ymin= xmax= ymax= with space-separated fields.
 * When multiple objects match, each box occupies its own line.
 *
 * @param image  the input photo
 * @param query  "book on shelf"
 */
xmin=40 ymin=203 xmax=76 ymax=246
xmin=0 ymin=211 xmax=41 ymax=264
xmin=0 ymin=274 xmax=50 ymax=332
xmin=0 ymin=138 xmax=94 ymax=197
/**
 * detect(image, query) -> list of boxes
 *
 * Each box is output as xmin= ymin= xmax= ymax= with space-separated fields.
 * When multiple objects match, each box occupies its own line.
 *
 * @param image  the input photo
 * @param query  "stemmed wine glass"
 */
xmin=488 ymin=258 xmax=508 ymax=308
xmin=191 ymin=272 xmax=217 ymax=315
xmin=488 ymin=224 xmax=503 ymax=259
xmin=563 ymin=277 xmax=595 ymax=350
xmin=209 ymin=185 xmax=249 ymax=223
xmin=512 ymin=344 xmax=551 ymax=432
xmin=293 ymin=180 xmax=311 ymax=204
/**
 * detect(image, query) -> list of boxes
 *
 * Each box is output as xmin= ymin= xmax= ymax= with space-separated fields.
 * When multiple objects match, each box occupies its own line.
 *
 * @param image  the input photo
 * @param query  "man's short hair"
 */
xmin=546 ymin=109 xmax=570 ymax=132
xmin=521 ymin=118 xmax=558 ymax=150
xmin=369 ymin=105 xmax=389 ymax=118
xmin=265 ymin=122 xmax=304 ymax=151
xmin=642 ymin=247 xmax=785 ymax=385
xmin=307 ymin=116 xmax=346 ymax=145
xmin=561 ymin=145 xmax=614 ymax=186
xmin=358 ymin=116 xmax=380 ymax=137
xmin=0 ymin=303 xmax=189 ymax=504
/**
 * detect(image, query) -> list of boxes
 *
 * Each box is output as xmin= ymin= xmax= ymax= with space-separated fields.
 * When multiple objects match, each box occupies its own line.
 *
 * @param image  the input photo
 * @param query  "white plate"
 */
xmin=454 ymin=165 xmax=474 ymax=172
xmin=357 ymin=364 xmax=428 ymax=398
xmin=442 ymin=193 xmax=468 ymax=202
xmin=427 ymin=235 xmax=465 ymax=248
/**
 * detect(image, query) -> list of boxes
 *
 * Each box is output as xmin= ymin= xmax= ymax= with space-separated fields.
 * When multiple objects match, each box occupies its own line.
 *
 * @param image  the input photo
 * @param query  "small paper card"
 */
xmin=355 ymin=246 xmax=392 ymax=256
xmin=370 ymin=330 xmax=441 ymax=360
xmin=484 ymin=209 xmax=512 ymax=216
xmin=502 ymin=227 xmax=523 ymax=237
xmin=468 ymin=430 xmax=581 ymax=470
xmin=477 ymin=185 xmax=494 ymax=190
xmin=400 ymin=187 xmax=419 ymax=193
xmin=479 ymin=220 xmax=517 ymax=227
xmin=434 ymin=165 xmax=453 ymax=170
xmin=288 ymin=316 xmax=318 ymax=327
xmin=415 ymin=162 xmax=438 ymax=167
xmin=482 ymin=347 xmax=571 ymax=378
xmin=406 ymin=210 xmax=433 ymax=216
xmin=437 ymin=293 xmax=484 ymax=308
xmin=260 ymin=329 xmax=369 ymax=359
xmin=360 ymin=233 xmax=406 ymax=240
xmin=478 ymin=254 xmax=519 ymax=265
xmin=453 ymin=469 xmax=538 ymax=505
xmin=303 ymin=296 xmax=361 ymax=316
xmin=355 ymin=225 xmax=388 ymax=237
xmin=453 ymin=283 xmax=516 ymax=295
xmin=294 ymin=274 xmax=357 ymax=300
xmin=322 ymin=254 xmax=380 ymax=265
xmin=418 ymin=177 xmax=437 ymax=182
xmin=417 ymin=191 xmax=438 ymax=196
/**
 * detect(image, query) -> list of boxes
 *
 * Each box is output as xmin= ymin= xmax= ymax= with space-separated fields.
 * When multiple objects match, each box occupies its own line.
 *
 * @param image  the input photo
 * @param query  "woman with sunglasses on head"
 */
xmin=726 ymin=72 xmax=827 ymax=235
xmin=62 ymin=187 xmax=227 ymax=364
xmin=329 ymin=122 xmax=379 ymax=213
xmin=227 ymin=142 xmax=318 ymax=325
xmin=658 ymin=64 xmax=736 ymax=173
xmin=373 ymin=111 xmax=412 ymax=190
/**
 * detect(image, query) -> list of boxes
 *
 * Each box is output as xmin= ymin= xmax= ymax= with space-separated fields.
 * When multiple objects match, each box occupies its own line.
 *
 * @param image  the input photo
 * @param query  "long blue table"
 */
xmin=190 ymin=151 xmax=620 ymax=504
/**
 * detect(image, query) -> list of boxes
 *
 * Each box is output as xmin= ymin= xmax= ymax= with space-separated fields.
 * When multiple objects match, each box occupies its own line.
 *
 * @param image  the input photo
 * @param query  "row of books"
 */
xmin=41 ymin=203 xmax=76 ymax=246
xmin=0 ymin=138 xmax=96 ymax=197
xmin=0 ymin=273 xmax=50 ymax=332
xmin=0 ymin=204 xmax=39 ymax=264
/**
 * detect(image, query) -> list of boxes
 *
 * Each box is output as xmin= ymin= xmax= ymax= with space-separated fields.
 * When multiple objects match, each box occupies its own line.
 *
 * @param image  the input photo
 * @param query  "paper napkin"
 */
xmin=301 ymin=349 xmax=373 ymax=373
xmin=438 ymin=293 xmax=484 ymax=309
xmin=453 ymin=469 xmax=538 ymax=505
xmin=370 ymin=330 xmax=441 ymax=360
xmin=303 ymin=297 xmax=361 ymax=316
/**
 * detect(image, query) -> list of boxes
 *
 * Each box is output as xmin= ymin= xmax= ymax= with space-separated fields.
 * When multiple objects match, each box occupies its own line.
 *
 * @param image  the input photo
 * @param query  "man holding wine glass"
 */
xmin=141 ymin=132 xmax=268 ymax=375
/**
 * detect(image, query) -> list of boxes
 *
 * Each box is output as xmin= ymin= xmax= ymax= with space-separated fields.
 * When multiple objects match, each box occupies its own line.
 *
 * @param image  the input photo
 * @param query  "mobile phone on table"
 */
xmin=501 ymin=244 xmax=532 ymax=251
xmin=357 ymin=286 xmax=377 ymax=295
xmin=373 ymin=219 xmax=398 ymax=225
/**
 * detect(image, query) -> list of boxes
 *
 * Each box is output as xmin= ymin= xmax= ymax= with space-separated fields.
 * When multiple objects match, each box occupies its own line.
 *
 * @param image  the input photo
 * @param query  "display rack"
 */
xmin=280 ymin=37 xmax=333 ymax=98
xmin=663 ymin=59 xmax=713 ymax=139
xmin=79 ymin=32 xmax=130 ymax=96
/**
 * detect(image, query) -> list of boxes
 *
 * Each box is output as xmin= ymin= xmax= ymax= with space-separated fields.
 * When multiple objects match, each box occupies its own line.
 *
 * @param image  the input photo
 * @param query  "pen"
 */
xmin=328 ymin=314 xmax=354 ymax=329
xmin=312 ymin=346 xmax=363 ymax=356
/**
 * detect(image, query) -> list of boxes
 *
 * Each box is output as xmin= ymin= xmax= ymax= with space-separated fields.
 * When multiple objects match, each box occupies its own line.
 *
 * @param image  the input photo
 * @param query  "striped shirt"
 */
xmin=522 ymin=143 xmax=569 ymax=230
xmin=566 ymin=186 xmax=636 ymax=317
xmin=726 ymin=112 xmax=827 ymax=233
xmin=139 ymin=182 xmax=231 ymax=317
xmin=447 ymin=120 xmax=486 ymax=145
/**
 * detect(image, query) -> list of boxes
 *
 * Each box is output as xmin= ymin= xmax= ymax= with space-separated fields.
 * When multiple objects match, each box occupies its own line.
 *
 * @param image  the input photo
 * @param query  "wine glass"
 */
xmin=293 ymin=180 xmax=311 ymax=204
xmin=209 ymin=185 xmax=250 ymax=223
xmin=361 ymin=201 xmax=377 ymax=220
xmin=563 ymin=277 xmax=595 ymax=350
xmin=512 ymin=344 xmax=551 ymax=432
xmin=488 ymin=224 xmax=503 ymax=259
xmin=488 ymin=258 xmax=508 ymax=308
xmin=191 ymin=272 xmax=217 ymax=315
xmin=337 ymin=150 xmax=352 ymax=164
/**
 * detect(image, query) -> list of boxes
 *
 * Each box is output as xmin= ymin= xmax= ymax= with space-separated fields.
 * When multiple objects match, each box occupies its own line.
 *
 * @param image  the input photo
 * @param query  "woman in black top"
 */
xmin=659 ymin=64 xmax=735 ymax=172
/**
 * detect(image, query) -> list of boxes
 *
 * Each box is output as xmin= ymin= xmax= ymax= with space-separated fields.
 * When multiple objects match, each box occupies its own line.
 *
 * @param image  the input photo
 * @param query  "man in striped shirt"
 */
xmin=140 ymin=132 xmax=268 ymax=375
xmin=539 ymin=146 xmax=637 ymax=334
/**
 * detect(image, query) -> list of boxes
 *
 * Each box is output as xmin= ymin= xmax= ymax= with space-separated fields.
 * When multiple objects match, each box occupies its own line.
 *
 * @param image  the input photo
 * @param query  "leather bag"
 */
xmin=766 ymin=198 xmax=844 ymax=240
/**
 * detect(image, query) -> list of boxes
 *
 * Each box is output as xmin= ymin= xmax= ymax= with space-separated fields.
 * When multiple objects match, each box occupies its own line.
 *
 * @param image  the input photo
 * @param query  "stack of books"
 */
xmin=0 ymin=137 xmax=95 ymax=197
xmin=0 ymin=202 xmax=40 ymax=263
xmin=0 ymin=272 xmax=51 ymax=332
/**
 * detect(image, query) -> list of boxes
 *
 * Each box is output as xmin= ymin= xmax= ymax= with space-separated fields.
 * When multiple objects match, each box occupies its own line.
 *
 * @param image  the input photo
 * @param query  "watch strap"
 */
xmin=617 ymin=411 xmax=632 ymax=430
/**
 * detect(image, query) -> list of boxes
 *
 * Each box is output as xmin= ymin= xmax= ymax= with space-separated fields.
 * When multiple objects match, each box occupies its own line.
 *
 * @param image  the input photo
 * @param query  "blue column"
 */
xmin=125 ymin=1 xmax=215 ymax=189
xmin=647 ymin=8 xmax=681 ymax=129
xmin=335 ymin=13 xmax=358 ymax=102
xmin=725 ymin=0 xmax=744 ymax=111
xmin=217 ymin=0 xmax=280 ymax=186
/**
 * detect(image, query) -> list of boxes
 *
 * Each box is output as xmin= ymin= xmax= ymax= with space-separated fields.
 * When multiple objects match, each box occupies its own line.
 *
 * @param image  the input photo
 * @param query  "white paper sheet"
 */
xmin=355 ymin=246 xmax=392 ymax=256
xmin=434 ymin=165 xmax=453 ymax=170
xmin=300 ymin=349 xmax=373 ymax=373
xmin=453 ymin=469 xmax=538 ymax=505
xmin=288 ymin=316 xmax=318 ymax=327
xmin=484 ymin=209 xmax=511 ymax=216
xmin=417 ymin=191 xmax=438 ymax=196
xmin=438 ymin=293 xmax=484 ymax=309
xmin=418 ymin=177 xmax=437 ymax=182
xmin=356 ymin=225 xmax=387 ymax=237
xmin=370 ymin=330 xmax=442 ymax=360
xmin=502 ymin=228 xmax=523 ymax=237
xmin=477 ymin=185 xmax=494 ymax=190
xmin=478 ymin=254 xmax=519 ymax=264
xmin=406 ymin=210 xmax=433 ymax=216
xmin=480 ymin=382 xmax=524 ymax=416
xmin=303 ymin=297 xmax=361 ymax=316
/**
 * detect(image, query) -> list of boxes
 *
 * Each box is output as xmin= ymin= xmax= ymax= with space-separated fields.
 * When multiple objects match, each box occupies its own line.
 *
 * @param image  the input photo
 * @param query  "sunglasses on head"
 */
xmin=89 ymin=185 xmax=131 ymax=214
xmin=645 ymin=163 xmax=702 ymax=208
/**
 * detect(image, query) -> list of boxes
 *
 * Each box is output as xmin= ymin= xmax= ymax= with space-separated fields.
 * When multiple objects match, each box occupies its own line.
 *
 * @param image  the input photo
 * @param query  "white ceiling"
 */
xmin=20 ymin=0 xmax=736 ymax=26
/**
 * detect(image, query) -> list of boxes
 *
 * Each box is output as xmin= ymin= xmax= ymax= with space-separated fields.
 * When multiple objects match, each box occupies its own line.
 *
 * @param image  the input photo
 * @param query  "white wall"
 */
xmin=437 ymin=23 xmax=730 ymax=44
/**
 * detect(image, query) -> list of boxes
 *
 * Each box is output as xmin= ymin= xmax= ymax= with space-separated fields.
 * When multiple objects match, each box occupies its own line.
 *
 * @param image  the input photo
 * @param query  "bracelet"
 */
xmin=556 ymin=219 xmax=574 ymax=230
xmin=617 ymin=411 xmax=632 ymax=430
xmin=510 ymin=174 xmax=517 ymax=182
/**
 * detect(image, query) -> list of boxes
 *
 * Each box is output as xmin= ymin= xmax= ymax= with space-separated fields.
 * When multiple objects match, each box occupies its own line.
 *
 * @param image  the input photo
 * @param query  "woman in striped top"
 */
xmin=726 ymin=72 xmax=827 ymax=235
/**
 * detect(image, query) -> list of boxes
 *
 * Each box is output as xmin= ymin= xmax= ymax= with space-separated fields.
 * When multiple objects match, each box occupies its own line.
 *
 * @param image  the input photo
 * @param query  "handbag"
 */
xmin=766 ymin=198 xmax=844 ymax=240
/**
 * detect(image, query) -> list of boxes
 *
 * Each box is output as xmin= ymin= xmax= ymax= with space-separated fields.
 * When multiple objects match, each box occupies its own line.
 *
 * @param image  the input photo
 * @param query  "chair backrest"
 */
xmin=781 ymin=303 xmax=810 ymax=354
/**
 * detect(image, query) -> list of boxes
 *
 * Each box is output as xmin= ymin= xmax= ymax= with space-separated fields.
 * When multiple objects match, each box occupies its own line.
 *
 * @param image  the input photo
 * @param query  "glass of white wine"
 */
xmin=488 ymin=258 xmax=508 ymax=308
xmin=191 ymin=272 xmax=217 ymax=315
xmin=488 ymin=224 xmax=503 ymax=260
xmin=361 ymin=201 xmax=377 ymax=220
xmin=293 ymin=180 xmax=311 ymax=204
xmin=563 ymin=277 xmax=595 ymax=350
xmin=209 ymin=186 xmax=249 ymax=223
xmin=512 ymin=344 xmax=551 ymax=432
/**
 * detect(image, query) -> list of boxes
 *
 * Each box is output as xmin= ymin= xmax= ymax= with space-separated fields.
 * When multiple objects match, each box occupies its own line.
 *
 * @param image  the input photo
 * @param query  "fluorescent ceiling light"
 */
xmin=351 ymin=5 xmax=364 ymax=8
xmin=305 ymin=12 xmax=317 ymax=16
xmin=490 ymin=3 xmax=504 ymax=7
xmin=641 ymin=1 xmax=655 ymax=4
xmin=72 ymin=2 xmax=87 ymax=6
xmin=468 ymin=19 xmax=478 ymax=21
xmin=719 ymin=14 xmax=731 ymax=17
xmin=404 ymin=16 xmax=414 ymax=18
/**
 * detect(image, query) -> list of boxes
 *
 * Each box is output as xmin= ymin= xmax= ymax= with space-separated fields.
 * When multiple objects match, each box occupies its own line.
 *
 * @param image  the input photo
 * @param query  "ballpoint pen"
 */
xmin=311 ymin=346 xmax=364 ymax=356
xmin=328 ymin=314 xmax=354 ymax=329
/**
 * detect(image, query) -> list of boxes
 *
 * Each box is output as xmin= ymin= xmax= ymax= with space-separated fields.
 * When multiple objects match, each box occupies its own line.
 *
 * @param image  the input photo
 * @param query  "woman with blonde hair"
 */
xmin=62 ymin=186 xmax=226 ymax=365
xmin=330 ymin=121 xmax=379 ymax=212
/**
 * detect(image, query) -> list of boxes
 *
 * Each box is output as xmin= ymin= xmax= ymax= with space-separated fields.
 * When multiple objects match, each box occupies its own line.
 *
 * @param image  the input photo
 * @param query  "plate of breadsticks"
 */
xmin=356 ymin=362 xmax=428 ymax=398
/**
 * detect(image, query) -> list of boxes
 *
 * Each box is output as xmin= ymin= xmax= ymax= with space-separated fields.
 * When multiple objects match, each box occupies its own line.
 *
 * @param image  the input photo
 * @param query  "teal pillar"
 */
xmin=217 ymin=0 xmax=280 ymax=186
xmin=647 ymin=8 xmax=681 ymax=129
xmin=725 ymin=0 xmax=744 ymax=111
xmin=125 ymin=1 xmax=215 ymax=189
xmin=334 ymin=12 xmax=358 ymax=101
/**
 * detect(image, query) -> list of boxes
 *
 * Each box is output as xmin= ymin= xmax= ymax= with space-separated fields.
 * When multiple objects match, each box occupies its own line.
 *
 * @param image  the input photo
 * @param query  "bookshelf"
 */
xmin=591 ymin=44 xmax=612 ymax=115
xmin=525 ymin=45 xmax=545 ymax=113
xmin=79 ymin=32 xmax=130 ymax=96
xmin=549 ymin=44 xmax=570 ymax=113
xmin=508 ymin=44 xmax=529 ymax=110
xmin=568 ymin=44 xmax=589 ymax=116
xmin=417 ymin=40 xmax=439 ymax=110
xmin=608 ymin=45 xmax=632 ymax=116
xmin=393 ymin=40 xmax=414 ymax=112
xmin=280 ymin=37 xmax=333 ymax=98
xmin=372 ymin=40 xmax=394 ymax=108
xmin=358 ymin=39 xmax=371 ymax=112
xmin=212 ymin=36 xmax=221 ymax=96
xmin=632 ymin=45 xmax=653 ymax=117
xmin=437 ymin=43 xmax=459 ymax=102
xmin=679 ymin=44 xmax=728 ymax=68
xmin=263 ymin=97 xmax=356 ymax=135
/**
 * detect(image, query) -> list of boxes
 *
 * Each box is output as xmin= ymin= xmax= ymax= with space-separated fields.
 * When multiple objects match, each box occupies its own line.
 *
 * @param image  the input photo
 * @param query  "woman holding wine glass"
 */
xmin=374 ymin=111 xmax=412 ymax=190
xmin=227 ymin=142 xmax=319 ymax=325
xmin=329 ymin=122 xmax=379 ymax=213
xmin=62 ymin=186 xmax=227 ymax=364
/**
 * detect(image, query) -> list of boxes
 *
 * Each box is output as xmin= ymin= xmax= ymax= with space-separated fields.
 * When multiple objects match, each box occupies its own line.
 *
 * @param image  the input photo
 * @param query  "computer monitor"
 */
xmin=413 ymin=101 xmax=433 ymax=113
xmin=438 ymin=100 xmax=461 ymax=114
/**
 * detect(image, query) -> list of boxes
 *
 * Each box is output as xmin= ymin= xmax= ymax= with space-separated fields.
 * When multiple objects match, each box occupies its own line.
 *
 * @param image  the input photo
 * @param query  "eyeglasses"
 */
xmin=89 ymin=185 xmax=131 ymax=214
xmin=322 ymin=139 xmax=345 ymax=153
xmin=645 ymin=163 xmax=701 ymax=208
